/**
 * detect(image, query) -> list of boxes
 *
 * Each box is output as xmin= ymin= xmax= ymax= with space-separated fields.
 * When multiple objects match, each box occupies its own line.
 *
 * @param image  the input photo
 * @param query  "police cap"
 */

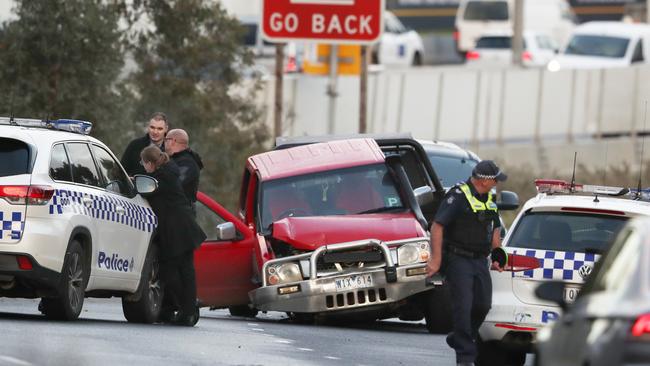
xmin=472 ymin=160 xmax=508 ymax=182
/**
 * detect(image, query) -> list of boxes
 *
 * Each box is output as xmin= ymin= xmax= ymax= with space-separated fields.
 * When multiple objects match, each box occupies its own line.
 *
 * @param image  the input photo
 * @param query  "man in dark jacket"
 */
xmin=121 ymin=112 xmax=169 ymax=176
xmin=164 ymin=129 xmax=203 ymax=211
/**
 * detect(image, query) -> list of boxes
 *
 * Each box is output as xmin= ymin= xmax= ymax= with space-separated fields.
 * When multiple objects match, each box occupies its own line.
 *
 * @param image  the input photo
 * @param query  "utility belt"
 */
xmin=445 ymin=244 xmax=489 ymax=259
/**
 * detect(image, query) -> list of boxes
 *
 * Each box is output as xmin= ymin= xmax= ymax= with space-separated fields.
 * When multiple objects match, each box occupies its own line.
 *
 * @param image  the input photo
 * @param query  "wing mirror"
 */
xmin=133 ymin=175 xmax=158 ymax=194
xmin=414 ymin=186 xmax=435 ymax=207
xmin=497 ymin=190 xmax=519 ymax=211
xmin=216 ymin=222 xmax=237 ymax=241
xmin=535 ymin=281 xmax=568 ymax=310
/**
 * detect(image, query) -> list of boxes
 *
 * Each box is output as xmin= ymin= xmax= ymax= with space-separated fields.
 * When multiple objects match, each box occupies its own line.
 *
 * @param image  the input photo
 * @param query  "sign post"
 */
xmin=262 ymin=0 xmax=384 ymax=135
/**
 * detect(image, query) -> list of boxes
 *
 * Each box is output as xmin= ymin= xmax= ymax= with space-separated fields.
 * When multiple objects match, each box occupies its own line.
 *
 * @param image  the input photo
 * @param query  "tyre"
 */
xmin=228 ymin=305 xmax=258 ymax=318
xmin=40 ymin=240 xmax=86 ymax=320
xmin=412 ymin=52 xmax=423 ymax=66
xmin=423 ymin=284 xmax=453 ymax=334
xmin=122 ymin=245 xmax=163 ymax=323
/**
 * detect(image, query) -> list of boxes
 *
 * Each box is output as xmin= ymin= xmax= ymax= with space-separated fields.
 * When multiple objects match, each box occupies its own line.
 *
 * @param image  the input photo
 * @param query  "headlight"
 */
xmin=267 ymin=263 xmax=303 ymax=285
xmin=398 ymin=242 xmax=430 ymax=266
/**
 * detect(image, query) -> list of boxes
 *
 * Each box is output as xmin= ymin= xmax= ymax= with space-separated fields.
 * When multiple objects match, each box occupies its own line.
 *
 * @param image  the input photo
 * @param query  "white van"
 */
xmin=548 ymin=21 xmax=650 ymax=71
xmin=455 ymin=0 xmax=575 ymax=55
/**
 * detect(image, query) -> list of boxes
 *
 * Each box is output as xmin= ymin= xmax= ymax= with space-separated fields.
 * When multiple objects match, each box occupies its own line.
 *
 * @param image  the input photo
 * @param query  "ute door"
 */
xmin=194 ymin=192 xmax=256 ymax=308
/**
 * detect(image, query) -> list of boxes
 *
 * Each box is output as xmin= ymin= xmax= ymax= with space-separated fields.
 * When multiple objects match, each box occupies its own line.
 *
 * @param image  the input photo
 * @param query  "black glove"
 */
xmin=490 ymin=247 xmax=508 ymax=268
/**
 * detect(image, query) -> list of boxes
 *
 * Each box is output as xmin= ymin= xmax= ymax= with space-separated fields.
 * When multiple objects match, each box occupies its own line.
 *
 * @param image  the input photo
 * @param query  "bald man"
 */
xmin=165 ymin=129 xmax=203 ymax=212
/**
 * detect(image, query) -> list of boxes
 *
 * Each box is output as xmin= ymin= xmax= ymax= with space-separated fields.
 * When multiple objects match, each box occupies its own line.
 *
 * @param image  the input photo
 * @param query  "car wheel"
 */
xmin=476 ymin=339 xmax=512 ymax=366
xmin=229 ymin=305 xmax=259 ymax=318
xmin=412 ymin=51 xmax=423 ymax=66
xmin=422 ymin=284 xmax=453 ymax=334
xmin=40 ymin=240 xmax=86 ymax=320
xmin=122 ymin=245 xmax=163 ymax=323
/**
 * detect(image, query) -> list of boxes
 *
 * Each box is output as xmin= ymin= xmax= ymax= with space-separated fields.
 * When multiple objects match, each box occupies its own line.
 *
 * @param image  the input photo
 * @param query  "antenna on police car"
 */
xmin=635 ymin=101 xmax=648 ymax=200
xmin=569 ymin=151 xmax=578 ymax=193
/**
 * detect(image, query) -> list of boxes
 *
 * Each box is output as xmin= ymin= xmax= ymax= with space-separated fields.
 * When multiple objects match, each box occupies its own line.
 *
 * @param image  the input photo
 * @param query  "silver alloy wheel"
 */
xmin=67 ymin=252 xmax=84 ymax=313
xmin=147 ymin=259 xmax=162 ymax=311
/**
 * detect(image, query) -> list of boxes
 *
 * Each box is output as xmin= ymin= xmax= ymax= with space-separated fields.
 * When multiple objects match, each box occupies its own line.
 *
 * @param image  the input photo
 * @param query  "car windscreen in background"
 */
xmin=507 ymin=212 xmax=628 ymax=254
xmin=427 ymin=154 xmax=477 ymax=188
xmin=565 ymin=35 xmax=630 ymax=58
xmin=0 ymin=138 xmax=30 ymax=177
xmin=464 ymin=1 xmax=509 ymax=21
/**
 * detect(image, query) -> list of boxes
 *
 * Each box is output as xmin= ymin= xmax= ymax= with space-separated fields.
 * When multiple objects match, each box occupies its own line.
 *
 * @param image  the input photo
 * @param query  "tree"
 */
xmin=0 ymin=0 xmax=133 ymax=139
xmin=127 ymin=0 xmax=269 ymax=210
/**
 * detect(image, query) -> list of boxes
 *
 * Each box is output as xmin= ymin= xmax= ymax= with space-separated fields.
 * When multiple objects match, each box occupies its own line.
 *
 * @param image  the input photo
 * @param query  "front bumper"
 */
xmin=249 ymin=238 xmax=433 ymax=313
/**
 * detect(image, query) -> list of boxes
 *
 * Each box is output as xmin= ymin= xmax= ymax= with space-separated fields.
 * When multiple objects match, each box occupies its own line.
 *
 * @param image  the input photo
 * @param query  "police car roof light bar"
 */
xmin=0 ymin=117 xmax=92 ymax=135
xmin=535 ymin=179 xmax=650 ymax=200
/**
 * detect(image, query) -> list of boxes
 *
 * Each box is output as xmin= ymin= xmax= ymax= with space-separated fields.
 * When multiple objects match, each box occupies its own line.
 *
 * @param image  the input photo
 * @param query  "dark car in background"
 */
xmin=535 ymin=216 xmax=650 ymax=366
xmin=418 ymin=140 xmax=479 ymax=190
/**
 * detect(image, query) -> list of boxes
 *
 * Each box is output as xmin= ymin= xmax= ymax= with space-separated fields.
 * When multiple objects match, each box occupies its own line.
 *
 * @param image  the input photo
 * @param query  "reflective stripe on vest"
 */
xmin=459 ymin=184 xmax=498 ymax=213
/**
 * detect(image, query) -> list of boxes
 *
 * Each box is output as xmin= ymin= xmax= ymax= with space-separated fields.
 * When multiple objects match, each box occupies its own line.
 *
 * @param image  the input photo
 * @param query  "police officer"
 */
xmin=426 ymin=160 xmax=507 ymax=366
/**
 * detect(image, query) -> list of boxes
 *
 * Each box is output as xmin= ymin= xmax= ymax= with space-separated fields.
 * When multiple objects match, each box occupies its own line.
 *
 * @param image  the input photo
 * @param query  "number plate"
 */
xmin=563 ymin=286 xmax=580 ymax=303
xmin=335 ymin=274 xmax=374 ymax=292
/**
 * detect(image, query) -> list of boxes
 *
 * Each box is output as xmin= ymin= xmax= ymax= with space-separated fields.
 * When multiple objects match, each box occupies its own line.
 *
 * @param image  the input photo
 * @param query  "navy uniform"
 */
xmin=428 ymin=160 xmax=507 ymax=366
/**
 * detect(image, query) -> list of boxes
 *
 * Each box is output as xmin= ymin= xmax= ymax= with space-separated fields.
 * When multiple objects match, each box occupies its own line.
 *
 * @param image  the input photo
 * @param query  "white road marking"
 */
xmin=298 ymin=348 xmax=314 ymax=352
xmin=251 ymin=328 xmax=265 ymax=332
xmin=325 ymin=356 xmax=341 ymax=360
xmin=0 ymin=356 xmax=32 ymax=366
xmin=274 ymin=339 xmax=293 ymax=344
xmin=247 ymin=323 xmax=259 ymax=326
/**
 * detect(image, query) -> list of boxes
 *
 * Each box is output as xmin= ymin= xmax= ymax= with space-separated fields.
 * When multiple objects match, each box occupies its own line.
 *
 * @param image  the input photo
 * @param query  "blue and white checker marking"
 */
xmin=509 ymin=248 xmax=599 ymax=283
xmin=0 ymin=211 xmax=25 ymax=240
xmin=49 ymin=189 xmax=157 ymax=233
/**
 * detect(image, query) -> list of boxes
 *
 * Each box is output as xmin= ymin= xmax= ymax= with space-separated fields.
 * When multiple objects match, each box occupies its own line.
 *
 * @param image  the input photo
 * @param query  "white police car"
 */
xmin=0 ymin=117 xmax=161 ymax=322
xmin=477 ymin=179 xmax=650 ymax=365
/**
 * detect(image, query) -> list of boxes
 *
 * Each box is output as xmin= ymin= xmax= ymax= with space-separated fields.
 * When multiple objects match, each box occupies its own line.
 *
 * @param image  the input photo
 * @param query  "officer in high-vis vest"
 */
xmin=426 ymin=160 xmax=507 ymax=366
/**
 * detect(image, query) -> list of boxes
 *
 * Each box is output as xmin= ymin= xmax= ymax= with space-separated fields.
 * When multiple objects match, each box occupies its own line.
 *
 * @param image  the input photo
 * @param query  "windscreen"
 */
xmin=427 ymin=154 xmax=477 ymax=188
xmin=259 ymin=164 xmax=404 ymax=230
xmin=0 ymin=138 xmax=30 ymax=177
xmin=507 ymin=211 xmax=628 ymax=253
xmin=476 ymin=36 xmax=512 ymax=49
xmin=464 ymin=1 xmax=509 ymax=21
xmin=565 ymin=35 xmax=630 ymax=58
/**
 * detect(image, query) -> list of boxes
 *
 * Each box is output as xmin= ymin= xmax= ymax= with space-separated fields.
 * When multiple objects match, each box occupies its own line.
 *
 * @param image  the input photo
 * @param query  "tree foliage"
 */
xmin=0 ymin=0 xmax=270 ymax=210
xmin=0 ymin=0 xmax=132 ymax=138
xmin=126 ymin=0 xmax=269 ymax=209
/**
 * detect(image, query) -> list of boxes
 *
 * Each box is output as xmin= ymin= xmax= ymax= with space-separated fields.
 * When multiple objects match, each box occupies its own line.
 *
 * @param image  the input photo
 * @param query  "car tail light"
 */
xmin=466 ymin=51 xmax=480 ymax=60
xmin=522 ymin=51 xmax=533 ymax=61
xmin=16 ymin=255 xmax=33 ymax=270
xmin=631 ymin=314 xmax=650 ymax=337
xmin=0 ymin=185 xmax=55 ymax=205
xmin=506 ymin=253 xmax=541 ymax=272
xmin=453 ymin=29 xmax=460 ymax=42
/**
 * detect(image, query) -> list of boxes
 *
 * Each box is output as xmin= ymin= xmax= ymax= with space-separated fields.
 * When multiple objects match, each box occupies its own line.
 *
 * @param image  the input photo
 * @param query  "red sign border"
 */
xmin=261 ymin=0 xmax=385 ymax=45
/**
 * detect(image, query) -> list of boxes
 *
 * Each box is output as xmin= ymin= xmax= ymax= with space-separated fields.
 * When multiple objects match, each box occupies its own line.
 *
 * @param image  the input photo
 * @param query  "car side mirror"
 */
xmin=497 ymin=190 xmax=519 ymax=211
xmin=535 ymin=281 xmax=567 ymax=310
xmin=133 ymin=175 xmax=158 ymax=194
xmin=216 ymin=222 xmax=237 ymax=241
xmin=414 ymin=186 xmax=434 ymax=207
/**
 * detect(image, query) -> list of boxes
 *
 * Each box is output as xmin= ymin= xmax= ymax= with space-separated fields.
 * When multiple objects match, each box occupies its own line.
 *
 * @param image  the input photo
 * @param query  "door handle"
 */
xmin=82 ymin=197 xmax=93 ymax=207
xmin=116 ymin=206 xmax=126 ymax=215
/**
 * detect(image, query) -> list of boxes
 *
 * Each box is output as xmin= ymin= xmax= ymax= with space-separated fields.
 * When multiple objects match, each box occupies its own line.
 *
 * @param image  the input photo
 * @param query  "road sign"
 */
xmin=261 ymin=0 xmax=384 ymax=44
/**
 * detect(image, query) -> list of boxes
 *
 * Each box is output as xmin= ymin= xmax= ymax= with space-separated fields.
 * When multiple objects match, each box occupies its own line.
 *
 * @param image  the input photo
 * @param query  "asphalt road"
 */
xmin=0 ymin=298 xmax=534 ymax=366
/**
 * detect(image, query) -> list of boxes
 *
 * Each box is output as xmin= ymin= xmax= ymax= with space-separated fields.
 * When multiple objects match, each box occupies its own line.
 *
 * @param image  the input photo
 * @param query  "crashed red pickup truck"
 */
xmin=193 ymin=137 xmax=451 ymax=326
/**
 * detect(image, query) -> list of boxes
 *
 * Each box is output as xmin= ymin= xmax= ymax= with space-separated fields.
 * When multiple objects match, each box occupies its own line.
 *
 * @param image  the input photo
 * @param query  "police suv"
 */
xmin=0 ymin=117 xmax=161 ymax=322
xmin=477 ymin=179 xmax=650 ymax=365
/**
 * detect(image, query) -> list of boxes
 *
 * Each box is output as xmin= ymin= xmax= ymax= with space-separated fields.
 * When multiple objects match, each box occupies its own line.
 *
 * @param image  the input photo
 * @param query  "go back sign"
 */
xmin=262 ymin=0 xmax=384 ymax=44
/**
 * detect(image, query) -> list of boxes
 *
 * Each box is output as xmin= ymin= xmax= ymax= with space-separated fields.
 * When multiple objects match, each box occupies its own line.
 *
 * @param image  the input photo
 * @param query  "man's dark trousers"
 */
xmin=446 ymin=253 xmax=492 ymax=363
